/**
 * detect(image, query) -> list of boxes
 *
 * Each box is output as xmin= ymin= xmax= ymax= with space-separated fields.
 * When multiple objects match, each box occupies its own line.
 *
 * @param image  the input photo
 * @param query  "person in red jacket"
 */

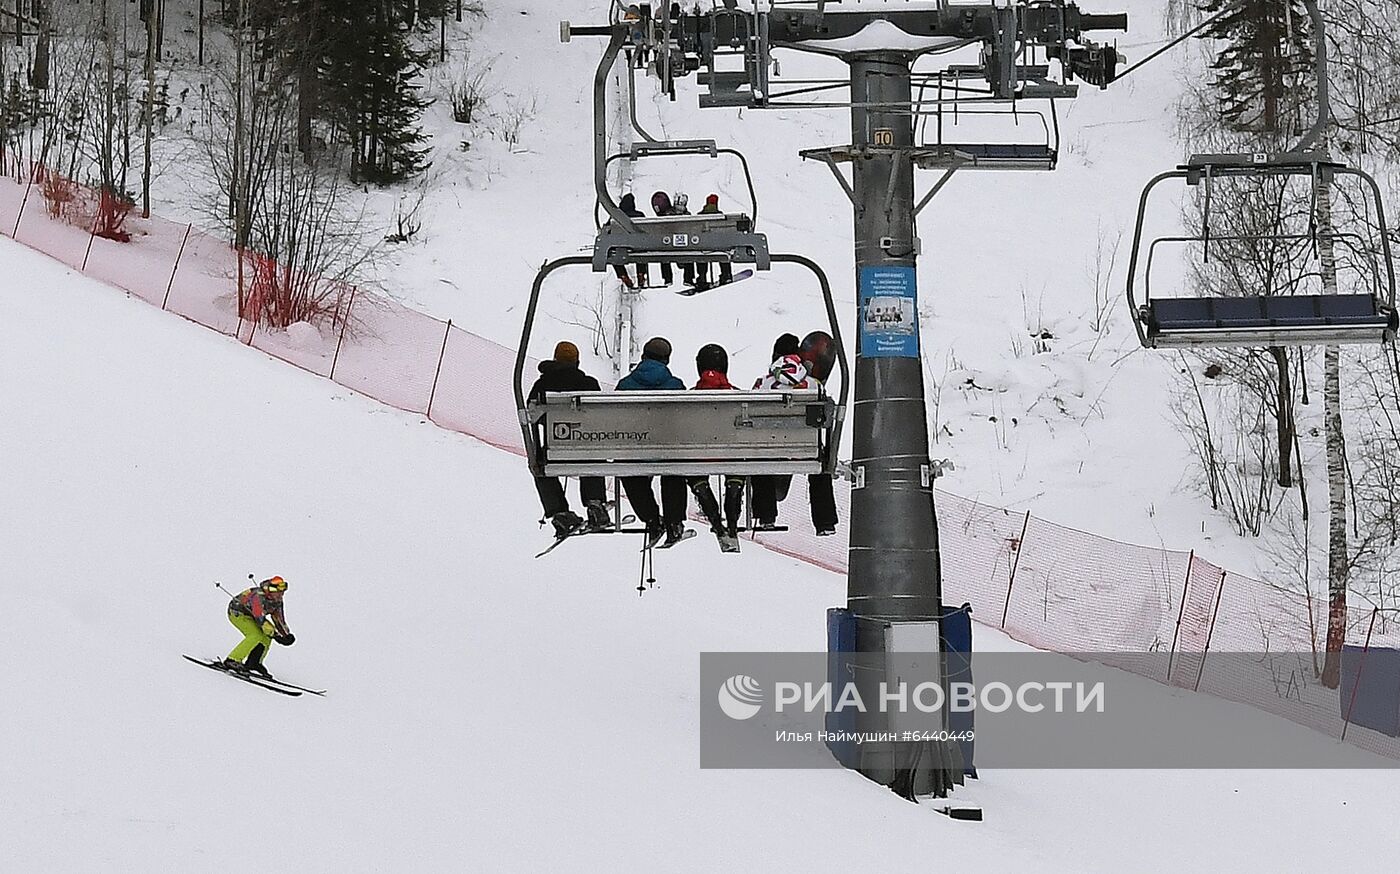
xmin=694 ymin=343 xmax=745 ymax=545
xmin=222 ymin=576 xmax=295 ymax=678
xmin=695 ymin=194 xmax=734 ymax=290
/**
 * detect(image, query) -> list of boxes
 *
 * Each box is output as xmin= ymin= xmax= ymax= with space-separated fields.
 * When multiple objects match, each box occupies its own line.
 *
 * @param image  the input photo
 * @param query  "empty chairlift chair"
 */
xmin=1127 ymin=153 xmax=1399 ymax=350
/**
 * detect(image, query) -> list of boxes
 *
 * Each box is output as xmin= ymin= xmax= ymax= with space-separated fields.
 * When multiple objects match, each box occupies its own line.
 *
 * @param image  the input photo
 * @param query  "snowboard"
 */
xmin=677 ymin=269 xmax=755 ymax=296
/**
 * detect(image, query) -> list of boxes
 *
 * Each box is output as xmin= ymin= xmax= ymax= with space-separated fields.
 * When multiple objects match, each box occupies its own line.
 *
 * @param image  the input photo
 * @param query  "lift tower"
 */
xmin=564 ymin=0 xmax=1127 ymax=793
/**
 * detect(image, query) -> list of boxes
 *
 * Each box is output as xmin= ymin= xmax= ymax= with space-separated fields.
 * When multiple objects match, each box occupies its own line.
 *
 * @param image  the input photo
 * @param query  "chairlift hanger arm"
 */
xmin=625 ymin=58 xmax=662 ymax=145
xmin=590 ymin=26 xmax=636 ymax=234
xmin=772 ymin=252 xmax=851 ymax=460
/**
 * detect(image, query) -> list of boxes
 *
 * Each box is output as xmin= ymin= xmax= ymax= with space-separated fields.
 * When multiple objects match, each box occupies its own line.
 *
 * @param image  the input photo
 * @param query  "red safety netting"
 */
xmin=86 ymin=212 xmax=190 ymax=307
xmin=1006 ymin=516 xmax=1188 ymax=654
xmin=0 ymin=176 xmax=31 ymax=238
xmin=246 ymin=280 xmax=353 ymax=379
xmin=428 ymin=326 xmax=532 ymax=454
xmin=1167 ymin=555 xmax=1225 ymax=689
xmin=165 ymin=227 xmax=246 ymax=337
xmin=328 ymin=292 xmax=446 ymax=415
xmin=937 ymin=492 xmax=1030 ymax=619
xmin=13 ymin=170 xmax=96 ymax=270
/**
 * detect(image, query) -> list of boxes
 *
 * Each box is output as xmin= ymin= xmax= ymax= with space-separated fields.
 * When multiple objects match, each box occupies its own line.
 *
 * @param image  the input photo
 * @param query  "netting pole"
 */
xmin=11 ymin=176 xmax=32 ymax=237
xmin=1000 ymin=510 xmax=1031 ymax=628
xmin=161 ymin=223 xmax=191 ymax=310
xmin=1192 ymin=570 xmax=1227 ymax=693
xmin=80 ymin=219 xmax=97 ymax=271
xmin=1340 ymin=607 xmax=1379 ymax=742
xmin=1167 ymin=550 xmax=1194 ymax=682
xmin=329 ymin=285 xmax=358 ymax=381
xmin=425 ymin=319 xmax=452 ymax=419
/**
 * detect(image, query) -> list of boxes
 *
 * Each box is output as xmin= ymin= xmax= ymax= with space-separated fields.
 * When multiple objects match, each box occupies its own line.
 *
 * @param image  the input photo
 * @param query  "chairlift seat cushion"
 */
xmin=1146 ymin=294 xmax=1396 ymax=347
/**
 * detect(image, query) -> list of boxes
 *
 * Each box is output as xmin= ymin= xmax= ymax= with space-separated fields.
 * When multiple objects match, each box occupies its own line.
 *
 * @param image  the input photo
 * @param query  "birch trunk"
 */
xmin=1317 ymin=169 xmax=1349 ymax=688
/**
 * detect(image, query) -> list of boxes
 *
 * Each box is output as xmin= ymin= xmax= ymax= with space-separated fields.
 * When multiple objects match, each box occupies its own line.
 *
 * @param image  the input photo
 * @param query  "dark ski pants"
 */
xmin=535 ymin=475 xmax=607 ymax=519
xmin=685 ymin=476 xmax=731 ymax=535
xmin=614 ymin=264 xmax=650 ymax=287
xmin=751 ymin=474 xmax=837 ymax=531
xmin=696 ymin=262 xmax=733 ymax=287
xmin=621 ymin=475 xmax=687 ymax=527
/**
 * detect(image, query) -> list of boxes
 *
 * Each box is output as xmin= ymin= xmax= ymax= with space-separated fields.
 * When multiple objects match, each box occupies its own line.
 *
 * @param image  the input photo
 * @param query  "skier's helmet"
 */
xmin=260 ymin=575 xmax=288 ymax=593
xmin=674 ymin=192 xmax=689 ymax=211
xmin=799 ymin=331 xmax=837 ymax=382
xmin=650 ymin=191 xmax=672 ymax=215
xmin=696 ymin=343 xmax=729 ymax=375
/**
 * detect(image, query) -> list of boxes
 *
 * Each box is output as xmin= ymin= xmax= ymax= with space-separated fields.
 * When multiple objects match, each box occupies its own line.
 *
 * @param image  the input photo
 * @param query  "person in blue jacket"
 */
xmin=617 ymin=337 xmax=726 ymax=547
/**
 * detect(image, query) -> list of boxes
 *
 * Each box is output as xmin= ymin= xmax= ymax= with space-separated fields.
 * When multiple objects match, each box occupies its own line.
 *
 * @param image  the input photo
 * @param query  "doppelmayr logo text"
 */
xmin=552 ymin=422 xmax=651 ymax=442
xmin=717 ymin=675 xmax=1106 ymax=721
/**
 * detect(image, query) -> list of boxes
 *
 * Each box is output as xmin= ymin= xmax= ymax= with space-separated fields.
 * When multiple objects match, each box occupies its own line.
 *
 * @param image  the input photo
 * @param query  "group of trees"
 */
xmin=1170 ymin=0 xmax=1400 ymax=687
xmin=0 ymin=0 xmax=478 ymax=326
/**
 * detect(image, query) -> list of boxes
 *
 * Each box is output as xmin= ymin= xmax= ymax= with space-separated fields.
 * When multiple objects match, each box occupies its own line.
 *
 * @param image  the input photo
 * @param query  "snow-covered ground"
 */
xmin=5 ymin=2 xmax=1399 ymax=869
xmin=4 ymin=230 xmax=1398 ymax=871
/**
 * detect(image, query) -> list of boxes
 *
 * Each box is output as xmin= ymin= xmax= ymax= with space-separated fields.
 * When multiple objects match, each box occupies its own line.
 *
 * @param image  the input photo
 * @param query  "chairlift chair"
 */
xmin=1126 ymin=152 xmax=1399 ymax=349
xmin=515 ymin=254 xmax=849 ymax=481
xmin=1127 ymin=0 xmax=1398 ymax=350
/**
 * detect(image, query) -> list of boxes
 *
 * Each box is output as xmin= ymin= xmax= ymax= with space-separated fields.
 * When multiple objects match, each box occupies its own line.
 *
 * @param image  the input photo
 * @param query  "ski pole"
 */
xmin=215 ymin=574 xmax=256 ymax=599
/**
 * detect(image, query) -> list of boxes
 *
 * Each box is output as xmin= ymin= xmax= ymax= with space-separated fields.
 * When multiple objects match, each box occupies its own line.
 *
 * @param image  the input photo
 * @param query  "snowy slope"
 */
xmin=4 ymin=238 xmax=1399 ymax=872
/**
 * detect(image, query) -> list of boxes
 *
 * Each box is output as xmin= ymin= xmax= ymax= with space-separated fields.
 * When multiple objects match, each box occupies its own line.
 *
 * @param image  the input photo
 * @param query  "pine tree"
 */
xmin=1197 ymin=0 xmax=1313 ymax=134
xmin=318 ymin=0 xmax=431 ymax=184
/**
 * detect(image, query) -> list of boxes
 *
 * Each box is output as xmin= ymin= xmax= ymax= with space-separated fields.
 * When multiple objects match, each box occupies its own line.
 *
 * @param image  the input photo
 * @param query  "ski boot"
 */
xmin=585 ymin=500 xmax=611 ymax=531
xmin=816 ymin=526 xmax=837 ymax=537
xmin=663 ymin=521 xmax=687 ymax=547
xmin=644 ymin=519 xmax=665 ymax=549
xmin=220 ymin=658 xmax=249 ymax=674
xmin=551 ymin=510 xmax=585 ymax=539
xmin=717 ymin=530 xmax=741 ymax=554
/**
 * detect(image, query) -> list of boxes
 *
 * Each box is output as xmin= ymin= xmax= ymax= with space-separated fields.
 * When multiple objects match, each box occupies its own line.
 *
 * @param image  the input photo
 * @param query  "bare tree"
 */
xmin=200 ymin=2 xmax=373 ymax=329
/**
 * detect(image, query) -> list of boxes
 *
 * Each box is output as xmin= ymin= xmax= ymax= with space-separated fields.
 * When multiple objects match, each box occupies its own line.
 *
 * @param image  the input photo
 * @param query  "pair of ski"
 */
xmin=537 ymin=523 xmax=743 ymax=558
xmin=534 ymin=514 xmax=639 ymax=558
xmin=183 ymin=655 xmax=325 ymax=697
xmin=641 ymin=529 xmax=742 ymax=554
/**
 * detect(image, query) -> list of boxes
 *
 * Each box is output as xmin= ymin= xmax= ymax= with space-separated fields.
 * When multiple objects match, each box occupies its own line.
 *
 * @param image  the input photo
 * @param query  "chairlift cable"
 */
xmin=1112 ymin=5 xmax=1231 ymax=83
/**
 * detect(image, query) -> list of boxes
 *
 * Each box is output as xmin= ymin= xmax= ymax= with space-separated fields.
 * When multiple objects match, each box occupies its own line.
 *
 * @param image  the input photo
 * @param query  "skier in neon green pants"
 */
xmin=223 ymin=576 xmax=295 ymax=678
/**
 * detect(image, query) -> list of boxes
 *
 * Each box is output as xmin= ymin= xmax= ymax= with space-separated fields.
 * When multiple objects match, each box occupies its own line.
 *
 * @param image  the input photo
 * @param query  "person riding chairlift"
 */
xmin=751 ymin=333 xmax=838 ymax=536
xmin=529 ymin=341 xmax=610 ymax=537
xmin=616 ymin=337 xmax=728 ymax=548
xmin=694 ymin=343 xmax=745 ymax=546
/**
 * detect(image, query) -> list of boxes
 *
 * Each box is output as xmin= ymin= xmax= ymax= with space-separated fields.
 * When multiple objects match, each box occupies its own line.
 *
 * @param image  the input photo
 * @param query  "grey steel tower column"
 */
xmin=846 ymin=52 xmax=942 ymax=623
